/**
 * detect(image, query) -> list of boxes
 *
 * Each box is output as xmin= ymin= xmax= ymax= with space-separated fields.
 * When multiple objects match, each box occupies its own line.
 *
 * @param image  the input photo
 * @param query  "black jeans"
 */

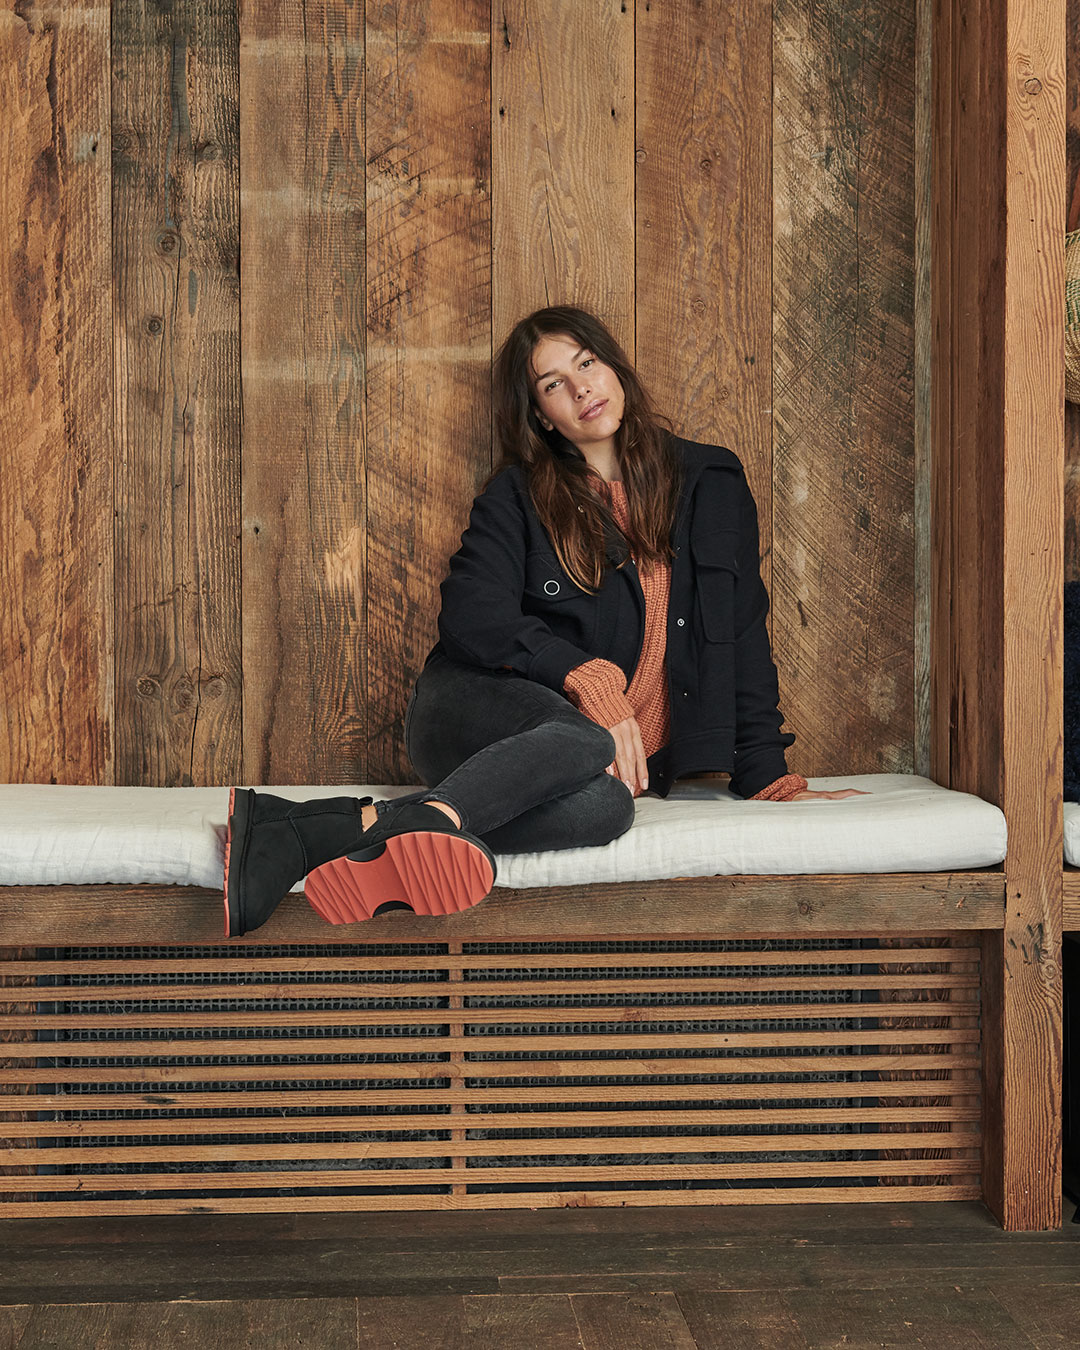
xmin=401 ymin=650 xmax=636 ymax=853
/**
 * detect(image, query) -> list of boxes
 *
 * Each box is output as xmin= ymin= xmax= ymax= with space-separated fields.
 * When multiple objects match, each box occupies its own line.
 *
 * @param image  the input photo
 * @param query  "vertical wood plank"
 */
xmin=1066 ymin=0 xmax=1080 ymax=583
xmin=772 ymin=1 xmax=916 ymax=777
xmin=933 ymin=0 xmax=1066 ymax=1229
xmin=928 ymin=0 xmax=954 ymax=787
xmin=991 ymin=0 xmax=1065 ymax=1231
xmin=493 ymin=1 xmax=634 ymax=350
xmin=365 ymin=1 xmax=491 ymax=781
xmin=946 ymin=0 xmax=1006 ymax=807
xmin=635 ymin=0 xmax=771 ymax=552
xmin=913 ymin=0 xmax=933 ymax=777
xmin=112 ymin=0 xmax=242 ymax=786
xmin=239 ymin=1 xmax=366 ymax=785
xmin=0 ymin=3 xmax=112 ymax=784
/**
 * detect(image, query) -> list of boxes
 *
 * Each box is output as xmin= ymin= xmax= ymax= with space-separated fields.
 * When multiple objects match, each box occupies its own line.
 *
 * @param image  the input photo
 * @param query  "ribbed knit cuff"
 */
xmin=564 ymin=658 xmax=635 ymax=729
xmin=750 ymin=773 xmax=809 ymax=802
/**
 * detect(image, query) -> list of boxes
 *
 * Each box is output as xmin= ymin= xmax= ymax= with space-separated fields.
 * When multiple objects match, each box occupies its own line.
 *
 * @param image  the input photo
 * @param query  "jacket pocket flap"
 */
xmin=691 ymin=528 xmax=740 ymax=573
xmin=523 ymin=551 xmax=584 ymax=603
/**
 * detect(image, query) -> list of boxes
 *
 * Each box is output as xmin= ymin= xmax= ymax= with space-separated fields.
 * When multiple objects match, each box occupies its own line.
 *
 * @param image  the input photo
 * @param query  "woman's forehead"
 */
xmin=530 ymin=332 xmax=586 ymax=379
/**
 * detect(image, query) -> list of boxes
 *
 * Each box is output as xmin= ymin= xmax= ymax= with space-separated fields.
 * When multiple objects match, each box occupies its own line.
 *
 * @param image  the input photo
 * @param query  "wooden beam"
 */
xmin=931 ymin=0 xmax=1065 ymax=1230
xmin=0 ymin=872 xmax=1004 ymax=946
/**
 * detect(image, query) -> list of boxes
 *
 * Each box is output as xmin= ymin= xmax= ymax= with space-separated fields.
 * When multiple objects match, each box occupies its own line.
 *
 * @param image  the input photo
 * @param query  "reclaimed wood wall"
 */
xmin=2 ymin=0 xmax=918 ymax=789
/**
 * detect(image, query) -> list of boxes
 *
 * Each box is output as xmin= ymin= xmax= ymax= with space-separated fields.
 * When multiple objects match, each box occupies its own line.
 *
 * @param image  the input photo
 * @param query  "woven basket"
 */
xmin=1067 ymin=227 xmax=1080 ymax=403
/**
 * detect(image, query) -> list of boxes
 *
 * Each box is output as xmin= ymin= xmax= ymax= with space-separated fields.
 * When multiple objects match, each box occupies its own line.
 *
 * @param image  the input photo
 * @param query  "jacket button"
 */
xmin=682 ymin=691 xmax=689 ymax=699
xmin=676 ymin=617 xmax=685 ymax=627
xmin=544 ymin=580 xmax=560 ymax=596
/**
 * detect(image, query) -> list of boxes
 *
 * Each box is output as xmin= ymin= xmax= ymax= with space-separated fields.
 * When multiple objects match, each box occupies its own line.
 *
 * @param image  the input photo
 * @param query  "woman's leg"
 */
xmin=404 ymin=651 xmax=635 ymax=852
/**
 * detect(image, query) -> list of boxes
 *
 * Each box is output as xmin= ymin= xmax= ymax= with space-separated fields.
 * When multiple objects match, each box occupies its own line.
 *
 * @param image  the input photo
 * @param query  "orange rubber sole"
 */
xmin=304 ymin=829 xmax=496 ymax=924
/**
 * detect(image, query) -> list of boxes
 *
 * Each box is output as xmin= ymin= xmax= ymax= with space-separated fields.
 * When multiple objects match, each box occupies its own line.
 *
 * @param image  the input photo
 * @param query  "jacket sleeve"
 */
xmin=728 ymin=467 xmax=798 ymax=799
xmin=436 ymin=474 xmax=597 ymax=690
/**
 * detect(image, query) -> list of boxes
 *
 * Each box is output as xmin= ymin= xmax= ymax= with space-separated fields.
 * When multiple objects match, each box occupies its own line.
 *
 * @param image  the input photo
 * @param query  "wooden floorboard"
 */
xmin=1 ymin=1298 xmax=358 ymax=1350
xmin=1 ymin=1200 xmax=1078 ymax=1346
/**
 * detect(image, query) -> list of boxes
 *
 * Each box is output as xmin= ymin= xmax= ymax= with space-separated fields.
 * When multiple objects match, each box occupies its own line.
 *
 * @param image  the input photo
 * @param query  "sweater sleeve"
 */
xmin=436 ymin=474 xmax=596 ymax=691
xmin=749 ymin=773 xmax=809 ymax=801
xmin=564 ymin=659 xmax=635 ymax=729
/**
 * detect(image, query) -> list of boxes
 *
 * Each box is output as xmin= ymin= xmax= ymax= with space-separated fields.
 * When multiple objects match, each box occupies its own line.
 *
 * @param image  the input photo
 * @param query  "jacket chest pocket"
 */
xmin=522 ymin=551 xmax=595 ymax=621
xmin=692 ymin=529 xmax=740 ymax=643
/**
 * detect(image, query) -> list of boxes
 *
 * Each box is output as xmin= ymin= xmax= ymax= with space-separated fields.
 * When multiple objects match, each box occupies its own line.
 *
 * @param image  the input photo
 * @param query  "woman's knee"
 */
xmin=585 ymin=770 xmax=636 ymax=845
xmin=549 ymin=707 xmax=617 ymax=774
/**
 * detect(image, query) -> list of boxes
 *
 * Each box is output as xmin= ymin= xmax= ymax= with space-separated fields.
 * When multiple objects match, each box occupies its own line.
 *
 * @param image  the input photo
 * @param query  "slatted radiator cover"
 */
xmin=0 ymin=936 xmax=981 ymax=1216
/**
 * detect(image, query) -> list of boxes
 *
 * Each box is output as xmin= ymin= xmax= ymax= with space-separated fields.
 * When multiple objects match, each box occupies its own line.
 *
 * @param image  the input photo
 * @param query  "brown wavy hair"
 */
xmin=491 ymin=306 xmax=681 ymax=592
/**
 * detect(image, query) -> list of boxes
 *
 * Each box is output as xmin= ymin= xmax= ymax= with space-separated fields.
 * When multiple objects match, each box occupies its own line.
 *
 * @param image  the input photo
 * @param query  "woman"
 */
xmin=223 ymin=306 xmax=864 ymax=937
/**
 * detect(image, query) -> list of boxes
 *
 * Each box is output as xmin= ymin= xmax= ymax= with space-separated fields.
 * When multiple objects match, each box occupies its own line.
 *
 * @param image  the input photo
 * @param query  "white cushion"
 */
xmin=0 ymin=774 xmax=1006 ymax=891
xmin=1065 ymin=801 xmax=1080 ymax=865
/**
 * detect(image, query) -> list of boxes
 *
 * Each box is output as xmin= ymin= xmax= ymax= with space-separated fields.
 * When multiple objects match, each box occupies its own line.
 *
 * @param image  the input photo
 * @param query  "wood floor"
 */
xmin=1 ymin=1198 xmax=1078 ymax=1347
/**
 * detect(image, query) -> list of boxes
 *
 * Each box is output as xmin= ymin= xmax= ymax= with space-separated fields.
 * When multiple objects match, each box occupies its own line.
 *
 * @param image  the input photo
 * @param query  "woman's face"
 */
xmin=529 ymin=332 xmax=625 ymax=453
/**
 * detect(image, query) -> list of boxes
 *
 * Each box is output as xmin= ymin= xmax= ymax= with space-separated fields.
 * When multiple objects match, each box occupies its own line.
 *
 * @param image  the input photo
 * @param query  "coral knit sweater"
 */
xmin=562 ymin=479 xmax=806 ymax=802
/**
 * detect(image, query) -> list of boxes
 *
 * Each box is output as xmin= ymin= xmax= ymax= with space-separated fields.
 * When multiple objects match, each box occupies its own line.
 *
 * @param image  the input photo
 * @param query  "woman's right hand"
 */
xmin=606 ymin=714 xmax=648 ymax=796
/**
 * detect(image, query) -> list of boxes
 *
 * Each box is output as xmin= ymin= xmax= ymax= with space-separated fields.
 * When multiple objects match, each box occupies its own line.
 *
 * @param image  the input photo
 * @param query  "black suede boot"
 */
xmin=304 ymin=800 xmax=497 ymax=925
xmin=223 ymin=789 xmax=373 ymax=937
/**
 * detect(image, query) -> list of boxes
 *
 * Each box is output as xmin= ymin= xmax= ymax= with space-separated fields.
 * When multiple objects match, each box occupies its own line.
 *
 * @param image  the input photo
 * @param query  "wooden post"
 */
xmin=931 ymin=0 xmax=1065 ymax=1230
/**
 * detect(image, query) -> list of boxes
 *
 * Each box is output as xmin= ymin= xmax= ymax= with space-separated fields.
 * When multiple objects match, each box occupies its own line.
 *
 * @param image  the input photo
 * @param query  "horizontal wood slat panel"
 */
xmin=2 ymin=1105 xmax=982 ymax=1137
xmin=0 ymin=1185 xmax=984 ymax=1218
xmin=2 ymin=976 xmax=981 ymax=1007
xmin=0 ymin=945 xmax=980 ymax=976
xmin=0 ymin=1028 xmax=981 ymax=1056
xmin=0 ymin=1080 xmax=982 ymax=1113
xmin=0 ymin=1054 xmax=982 ymax=1084
xmin=0 ymin=1132 xmax=981 ymax=1167
xmin=0 ymin=1000 xmax=973 ymax=1025
xmin=0 ymin=1158 xmax=982 ymax=1192
xmin=1 ymin=936 xmax=982 ymax=1215
xmin=1063 ymin=868 xmax=1080 ymax=929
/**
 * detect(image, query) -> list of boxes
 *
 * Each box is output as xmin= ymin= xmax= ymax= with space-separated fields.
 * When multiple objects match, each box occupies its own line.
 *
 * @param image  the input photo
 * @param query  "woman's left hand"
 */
xmin=788 ymin=789 xmax=870 ymax=801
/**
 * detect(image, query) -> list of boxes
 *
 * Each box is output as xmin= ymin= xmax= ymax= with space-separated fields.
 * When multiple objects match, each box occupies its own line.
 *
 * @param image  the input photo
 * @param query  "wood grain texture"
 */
xmin=914 ymin=0 xmax=933 ymax=777
xmin=1066 ymin=0 xmax=1080 ymax=584
xmin=938 ymin=0 xmax=1006 ymax=807
xmin=772 ymin=0 xmax=916 ymax=778
xmin=0 ymin=937 xmax=981 ymax=1217
xmin=111 ymin=0 xmax=242 ymax=786
xmin=239 ymin=0 xmax=366 ymax=785
xmin=0 ymin=1299 xmax=359 ymax=1350
xmin=635 ymin=0 xmax=771 ymax=478
xmin=0 ymin=3 xmax=112 ymax=784
xmin=1064 ymin=865 xmax=1080 ymax=929
xmin=0 ymin=872 xmax=1005 ymax=944
xmin=571 ymin=1292 xmax=698 ymax=1350
xmin=0 ymin=949 xmax=35 ymax=1186
xmin=492 ymin=0 xmax=634 ymax=348
xmin=0 ymin=1185 xmax=983 ymax=1219
xmin=986 ymin=0 xmax=1065 ymax=1232
xmin=365 ymin=1 xmax=491 ymax=781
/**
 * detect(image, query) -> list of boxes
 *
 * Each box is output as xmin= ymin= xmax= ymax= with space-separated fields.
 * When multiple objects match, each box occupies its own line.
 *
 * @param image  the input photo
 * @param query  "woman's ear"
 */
xmin=533 ymin=405 xmax=553 ymax=432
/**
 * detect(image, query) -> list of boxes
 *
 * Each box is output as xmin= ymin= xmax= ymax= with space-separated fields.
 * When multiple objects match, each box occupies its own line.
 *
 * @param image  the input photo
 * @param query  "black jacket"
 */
xmin=429 ymin=435 xmax=796 ymax=798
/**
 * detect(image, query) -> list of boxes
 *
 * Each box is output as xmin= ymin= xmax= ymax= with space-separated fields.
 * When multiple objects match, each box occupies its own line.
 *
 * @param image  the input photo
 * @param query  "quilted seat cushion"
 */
xmin=0 ymin=774 xmax=1006 ymax=891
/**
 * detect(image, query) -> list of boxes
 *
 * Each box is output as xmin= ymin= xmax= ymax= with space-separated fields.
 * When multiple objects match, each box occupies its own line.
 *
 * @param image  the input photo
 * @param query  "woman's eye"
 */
xmin=581 ymin=358 xmax=594 ymax=369
xmin=545 ymin=380 xmax=559 ymax=392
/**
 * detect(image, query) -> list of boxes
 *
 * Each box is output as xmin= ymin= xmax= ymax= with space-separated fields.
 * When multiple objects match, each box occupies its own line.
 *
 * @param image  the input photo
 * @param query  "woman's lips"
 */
xmin=579 ymin=399 xmax=608 ymax=421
